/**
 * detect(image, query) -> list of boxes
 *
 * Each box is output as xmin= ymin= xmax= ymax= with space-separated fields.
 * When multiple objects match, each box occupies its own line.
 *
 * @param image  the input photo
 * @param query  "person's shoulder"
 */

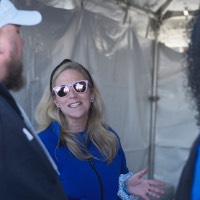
xmin=107 ymin=125 xmax=117 ymax=133
xmin=106 ymin=125 xmax=121 ymax=141
xmin=38 ymin=121 xmax=60 ymax=148
xmin=0 ymin=96 xmax=7 ymax=114
xmin=38 ymin=121 xmax=59 ymax=139
xmin=191 ymin=133 xmax=200 ymax=149
xmin=0 ymin=95 xmax=11 ymax=111
xmin=195 ymin=133 xmax=200 ymax=142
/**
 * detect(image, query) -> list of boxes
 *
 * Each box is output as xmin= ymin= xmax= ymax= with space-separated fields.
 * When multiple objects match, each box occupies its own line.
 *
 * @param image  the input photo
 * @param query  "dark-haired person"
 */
xmin=0 ymin=0 xmax=67 ymax=199
xmin=176 ymin=10 xmax=200 ymax=200
xmin=36 ymin=59 xmax=165 ymax=200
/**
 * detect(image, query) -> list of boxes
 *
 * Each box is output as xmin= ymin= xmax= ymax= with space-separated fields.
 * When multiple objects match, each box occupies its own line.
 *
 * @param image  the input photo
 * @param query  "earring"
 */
xmin=91 ymin=98 xmax=94 ymax=103
xmin=56 ymin=104 xmax=60 ymax=108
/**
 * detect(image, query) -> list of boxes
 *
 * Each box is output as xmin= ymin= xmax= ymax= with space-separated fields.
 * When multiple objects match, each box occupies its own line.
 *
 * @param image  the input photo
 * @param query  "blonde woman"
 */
xmin=36 ymin=59 xmax=164 ymax=200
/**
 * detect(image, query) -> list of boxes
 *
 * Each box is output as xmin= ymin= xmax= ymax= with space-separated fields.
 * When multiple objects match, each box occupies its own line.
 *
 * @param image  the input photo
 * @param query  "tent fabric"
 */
xmin=13 ymin=0 xmax=199 ymax=193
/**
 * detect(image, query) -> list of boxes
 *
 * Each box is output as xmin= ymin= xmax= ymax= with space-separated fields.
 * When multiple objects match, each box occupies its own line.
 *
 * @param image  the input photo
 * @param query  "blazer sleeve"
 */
xmin=108 ymin=126 xmax=129 ymax=174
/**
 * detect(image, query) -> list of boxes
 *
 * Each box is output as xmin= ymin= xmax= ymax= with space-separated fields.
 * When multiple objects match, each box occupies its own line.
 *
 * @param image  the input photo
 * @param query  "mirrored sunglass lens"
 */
xmin=57 ymin=86 xmax=69 ymax=97
xmin=73 ymin=81 xmax=87 ymax=93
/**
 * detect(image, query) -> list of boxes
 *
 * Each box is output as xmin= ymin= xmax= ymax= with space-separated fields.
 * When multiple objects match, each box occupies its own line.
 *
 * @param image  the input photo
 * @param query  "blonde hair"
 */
xmin=35 ymin=60 xmax=119 ymax=163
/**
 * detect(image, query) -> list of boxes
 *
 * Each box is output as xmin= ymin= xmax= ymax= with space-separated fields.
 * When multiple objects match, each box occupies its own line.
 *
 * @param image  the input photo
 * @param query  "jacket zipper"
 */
xmin=88 ymin=159 xmax=104 ymax=200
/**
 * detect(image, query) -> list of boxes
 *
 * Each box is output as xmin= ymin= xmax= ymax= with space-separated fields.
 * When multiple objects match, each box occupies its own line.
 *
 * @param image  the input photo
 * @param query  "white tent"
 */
xmin=13 ymin=0 xmax=200 ymax=197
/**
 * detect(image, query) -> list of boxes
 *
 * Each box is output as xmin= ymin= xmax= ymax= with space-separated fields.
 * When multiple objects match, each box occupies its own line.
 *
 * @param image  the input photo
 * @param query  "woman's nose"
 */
xmin=68 ymin=86 xmax=77 ymax=98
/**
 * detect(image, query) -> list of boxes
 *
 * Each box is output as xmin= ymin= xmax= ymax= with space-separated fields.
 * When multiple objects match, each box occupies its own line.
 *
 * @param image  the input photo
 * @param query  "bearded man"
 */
xmin=0 ymin=0 xmax=67 ymax=199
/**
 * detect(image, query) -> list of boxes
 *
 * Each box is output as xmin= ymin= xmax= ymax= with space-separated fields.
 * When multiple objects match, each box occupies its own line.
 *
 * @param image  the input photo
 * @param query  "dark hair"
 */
xmin=49 ymin=59 xmax=72 ymax=92
xmin=187 ymin=10 xmax=200 ymax=126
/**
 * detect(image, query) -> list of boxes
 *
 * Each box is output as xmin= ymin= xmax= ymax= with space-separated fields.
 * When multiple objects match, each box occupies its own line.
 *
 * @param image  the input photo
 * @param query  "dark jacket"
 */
xmin=0 ymin=84 xmax=67 ymax=200
xmin=175 ymin=134 xmax=200 ymax=200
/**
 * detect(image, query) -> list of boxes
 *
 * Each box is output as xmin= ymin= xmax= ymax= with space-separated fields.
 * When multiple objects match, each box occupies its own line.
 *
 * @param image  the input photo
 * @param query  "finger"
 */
xmin=147 ymin=179 xmax=165 ymax=186
xmin=140 ymin=193 xmax=150 ymax=200
xmin=135 ymin=168 xmax=148 ymax=178
xmin=149 ymin=186 xmax=165 ymax=194
xmin=147 ymin=190 xmax=161 ymax=199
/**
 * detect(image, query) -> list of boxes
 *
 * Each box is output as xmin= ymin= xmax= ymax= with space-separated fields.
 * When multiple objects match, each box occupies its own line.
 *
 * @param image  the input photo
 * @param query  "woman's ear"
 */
xmin=52 ymin=98 xmax=57 ymax=106
xmin=91 ymin=98 xmax=94 ymax=103
xmin=90 ymin=95 xmax=95 ymax=103
xmin=53 ymin=99 xmax=60 ymax=108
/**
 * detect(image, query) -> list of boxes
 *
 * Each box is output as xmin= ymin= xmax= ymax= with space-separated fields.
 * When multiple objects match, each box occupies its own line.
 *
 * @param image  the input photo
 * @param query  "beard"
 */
xmin=3 ymin=54 xmax=26 ymax=91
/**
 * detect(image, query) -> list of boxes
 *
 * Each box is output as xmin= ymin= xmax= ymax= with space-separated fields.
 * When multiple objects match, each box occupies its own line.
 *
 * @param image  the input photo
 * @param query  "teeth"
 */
xmin=69 ymin=102 xmax=81 ymax=108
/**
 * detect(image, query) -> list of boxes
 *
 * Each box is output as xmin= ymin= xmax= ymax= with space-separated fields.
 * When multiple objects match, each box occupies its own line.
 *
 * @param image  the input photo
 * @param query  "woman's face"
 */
xmin=53 ymin=69 xmax=94 ymax=124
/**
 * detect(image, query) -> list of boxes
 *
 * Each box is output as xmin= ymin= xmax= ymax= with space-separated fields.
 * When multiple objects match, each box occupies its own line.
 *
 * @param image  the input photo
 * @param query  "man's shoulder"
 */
xmin=0 ymin=95 xmax=10 ymax=108
xmin=0 ymin=95 xmax=23 ymax=126
xmin=0 ymin=98 xmax=21 ymax=131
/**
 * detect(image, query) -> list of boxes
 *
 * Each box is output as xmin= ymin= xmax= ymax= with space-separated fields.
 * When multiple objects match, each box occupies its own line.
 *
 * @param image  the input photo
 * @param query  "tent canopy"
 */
xmin=35 ymin=0 xmax=200 ymax=50
xmin=14 ymin=0 xmax=200 ymax=196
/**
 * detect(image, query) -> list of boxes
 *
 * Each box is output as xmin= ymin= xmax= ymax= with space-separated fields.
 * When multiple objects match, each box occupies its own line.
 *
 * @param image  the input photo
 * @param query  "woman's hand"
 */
xmin=126 ymin=168 xmax=165 ymax=200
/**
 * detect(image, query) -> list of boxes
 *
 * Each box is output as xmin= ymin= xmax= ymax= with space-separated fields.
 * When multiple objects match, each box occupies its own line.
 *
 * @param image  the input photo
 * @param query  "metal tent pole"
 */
xmin=148 ymin=24 xmax=160 ymax=179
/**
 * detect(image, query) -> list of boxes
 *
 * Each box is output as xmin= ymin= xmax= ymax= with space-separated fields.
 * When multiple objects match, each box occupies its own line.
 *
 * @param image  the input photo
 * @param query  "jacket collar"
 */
xmin=51 ymin=121 xmax=61 ymax=138
xmin=51 ymin=121 xmax=87 ymax=141
xmin=0 ymin=83 xmax=23 ymax=119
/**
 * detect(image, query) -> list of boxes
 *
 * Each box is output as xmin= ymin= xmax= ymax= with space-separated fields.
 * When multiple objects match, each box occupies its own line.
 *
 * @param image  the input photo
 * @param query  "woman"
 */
xmin=36 ymin=59 xmax=164 ymax=200
xmin=176 ymin=10 xmax=200 ymax=200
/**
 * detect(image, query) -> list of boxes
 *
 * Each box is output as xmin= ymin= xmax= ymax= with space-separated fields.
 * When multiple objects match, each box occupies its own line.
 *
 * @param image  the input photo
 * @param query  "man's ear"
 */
xmin=0 ymin=43 xmax=4 ymax=54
